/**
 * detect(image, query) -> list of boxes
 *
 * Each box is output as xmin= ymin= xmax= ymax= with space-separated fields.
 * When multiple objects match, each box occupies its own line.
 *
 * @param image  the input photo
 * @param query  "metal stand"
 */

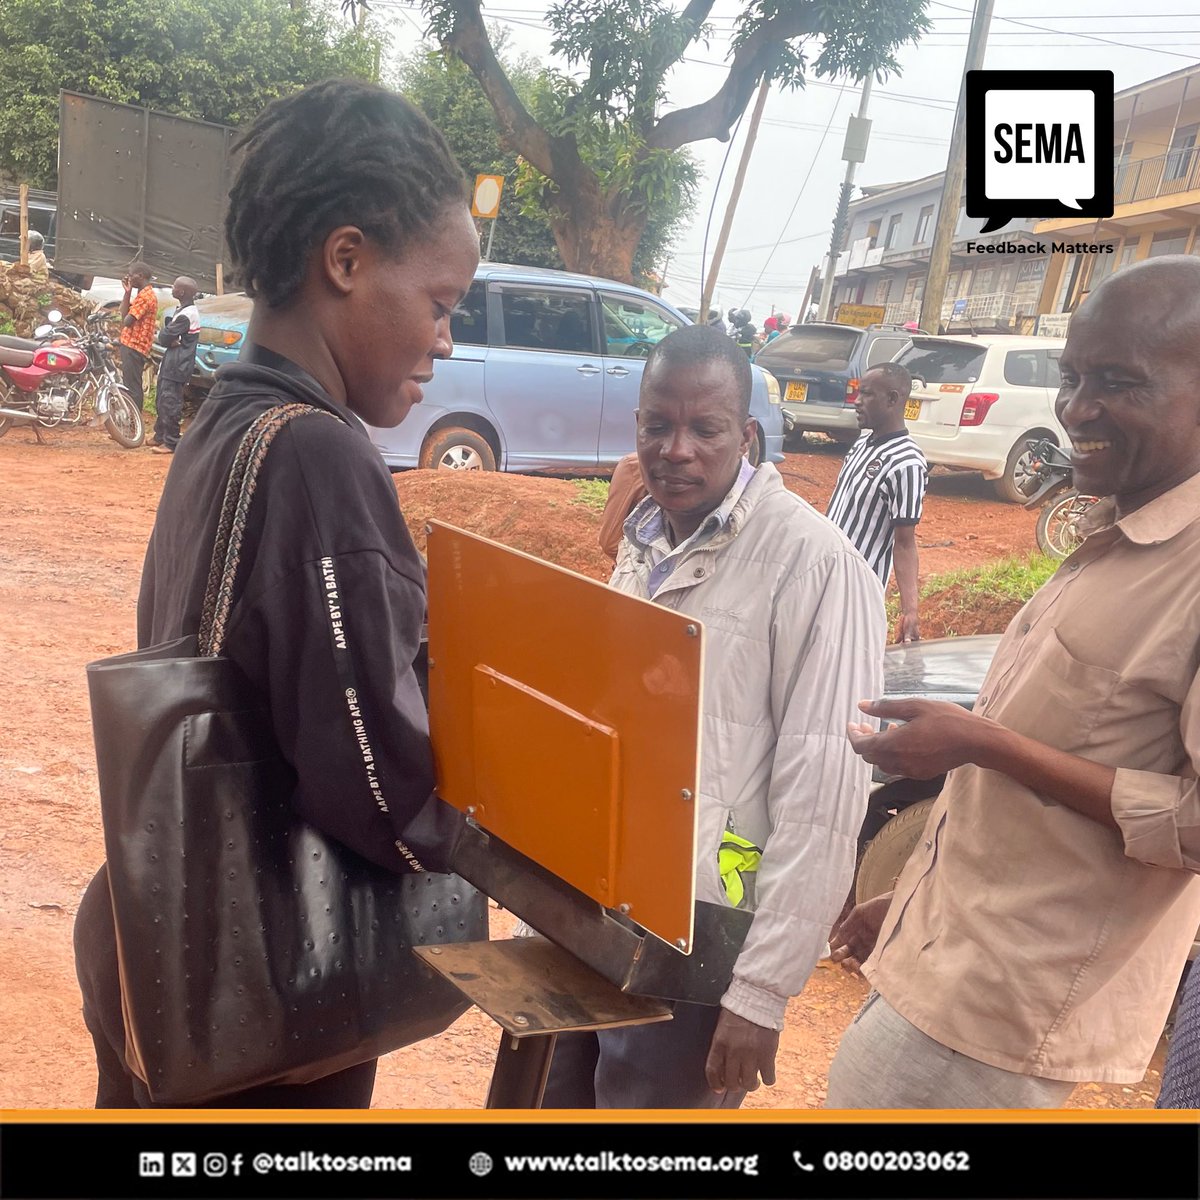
xmin=415 ymin=938 xmax=672 ymax=1109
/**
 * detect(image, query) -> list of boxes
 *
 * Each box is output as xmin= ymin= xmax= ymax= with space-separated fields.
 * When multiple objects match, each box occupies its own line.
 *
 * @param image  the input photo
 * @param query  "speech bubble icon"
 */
xmin=966 ymin=72 xmax=1113 ymax=232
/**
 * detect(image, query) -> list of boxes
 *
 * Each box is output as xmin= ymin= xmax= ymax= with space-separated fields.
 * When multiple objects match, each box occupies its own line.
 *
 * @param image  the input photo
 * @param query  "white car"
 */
xmin=895 ymin=334 xmax=1068 ymax=503
xmin=84 ymin=276 xmax=178 ymax=314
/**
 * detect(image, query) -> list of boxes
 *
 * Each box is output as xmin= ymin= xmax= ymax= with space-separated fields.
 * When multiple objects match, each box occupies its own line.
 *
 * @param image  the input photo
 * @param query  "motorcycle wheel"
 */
xmin=1036 ymin=489 xmax=1099 ymax=560
xmin=103 ymin=386 xmax=145 ymax=448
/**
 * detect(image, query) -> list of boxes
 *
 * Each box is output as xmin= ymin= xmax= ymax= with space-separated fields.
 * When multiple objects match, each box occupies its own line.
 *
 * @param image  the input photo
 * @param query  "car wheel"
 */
xmin=993 ymin=437 xmax=1045 ymax=504
xmin=854 ymin=797 xmax=936 ymax=904
xmin=419 ymin=426 xmax=497 ymax=472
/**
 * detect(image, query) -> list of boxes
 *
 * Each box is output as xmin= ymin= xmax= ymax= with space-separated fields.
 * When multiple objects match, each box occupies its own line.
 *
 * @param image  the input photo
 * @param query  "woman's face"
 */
xmin=335 ymin=203 xmax=480 ymax=429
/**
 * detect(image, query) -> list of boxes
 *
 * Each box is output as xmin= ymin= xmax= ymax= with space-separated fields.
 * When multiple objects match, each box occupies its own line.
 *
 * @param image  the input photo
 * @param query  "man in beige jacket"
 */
xmin=543 ymin=323 xmax=886 ymax=1107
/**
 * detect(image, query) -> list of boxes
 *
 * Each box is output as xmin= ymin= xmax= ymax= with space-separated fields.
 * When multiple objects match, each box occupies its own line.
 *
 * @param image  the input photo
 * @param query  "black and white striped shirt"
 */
xmin=827 ymin=429 xmax=928 ymax=585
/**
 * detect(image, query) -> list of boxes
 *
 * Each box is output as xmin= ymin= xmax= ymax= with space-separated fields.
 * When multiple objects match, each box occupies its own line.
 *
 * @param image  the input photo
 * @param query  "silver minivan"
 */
xmin=370 ymin=263 xmax=784 ymax=472
xmin=186 ymin=263 xmax=785 ymax=473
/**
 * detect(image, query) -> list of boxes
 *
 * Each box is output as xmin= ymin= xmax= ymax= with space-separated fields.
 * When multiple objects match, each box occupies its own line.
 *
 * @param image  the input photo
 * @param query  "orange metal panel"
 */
xmin=426 ymin=522 xmax=702 ymax=951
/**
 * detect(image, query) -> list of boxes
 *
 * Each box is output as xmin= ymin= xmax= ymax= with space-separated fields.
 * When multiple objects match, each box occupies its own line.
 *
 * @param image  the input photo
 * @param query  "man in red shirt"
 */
xmin=119 ymin=262 xmax=158 ymax=412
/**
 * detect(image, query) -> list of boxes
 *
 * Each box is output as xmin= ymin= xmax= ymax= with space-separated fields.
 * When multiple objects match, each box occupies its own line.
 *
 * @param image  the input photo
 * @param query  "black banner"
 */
xmin=1 ymin=1119 xmax=1197 ymax=1200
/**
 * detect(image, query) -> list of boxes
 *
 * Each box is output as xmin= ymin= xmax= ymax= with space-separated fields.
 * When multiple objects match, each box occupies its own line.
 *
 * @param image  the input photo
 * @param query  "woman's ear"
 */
xmin=320 ymin=225 xmax=366 ymax=296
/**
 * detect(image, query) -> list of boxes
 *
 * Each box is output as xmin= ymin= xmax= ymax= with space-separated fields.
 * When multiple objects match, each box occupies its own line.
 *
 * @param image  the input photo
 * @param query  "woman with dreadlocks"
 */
xmin=73 ymin=79 xmax=479 ymax=1108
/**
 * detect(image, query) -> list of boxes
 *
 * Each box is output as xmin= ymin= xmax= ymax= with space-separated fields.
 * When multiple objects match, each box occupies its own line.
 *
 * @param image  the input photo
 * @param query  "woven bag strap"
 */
xmin=197 ymin=403 xmax=335 ymax=656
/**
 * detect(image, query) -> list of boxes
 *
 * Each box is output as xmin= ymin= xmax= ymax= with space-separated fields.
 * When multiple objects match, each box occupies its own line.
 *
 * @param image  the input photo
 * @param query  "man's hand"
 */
xmin=705 ymin=1009 xmax=780 ymax=1095
xmin=847 ymin=698 xmax=991 ymax=780
xmin=894 ymin=612 xmax=921 ymax=644
xmin=829 ymin=893 xmax=893 ymax=976
xmin=121 ymin=275 xmax=131 ymax=293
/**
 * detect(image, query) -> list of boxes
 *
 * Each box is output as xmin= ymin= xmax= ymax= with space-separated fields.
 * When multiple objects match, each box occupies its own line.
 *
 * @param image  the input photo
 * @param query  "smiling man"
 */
xmin=541 ymin=323 xmax=886 ymax=1108
xmin=826 ymin=255 xmax=1200 ymax=1107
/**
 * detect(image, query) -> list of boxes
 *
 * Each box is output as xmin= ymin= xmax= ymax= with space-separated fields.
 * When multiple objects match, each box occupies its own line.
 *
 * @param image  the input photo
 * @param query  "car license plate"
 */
xmin=785 ymin=381 xmax=808 ymax=403
xmin=904 ymin=398 xmax=921 ymax=421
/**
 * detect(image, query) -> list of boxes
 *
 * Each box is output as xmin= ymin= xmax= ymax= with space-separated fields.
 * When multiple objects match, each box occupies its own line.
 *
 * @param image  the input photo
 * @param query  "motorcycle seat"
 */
xmin=0 ymin=344 xmax=34 ymax=368
xmin=0 ymin=334 xmax=42 ymax=352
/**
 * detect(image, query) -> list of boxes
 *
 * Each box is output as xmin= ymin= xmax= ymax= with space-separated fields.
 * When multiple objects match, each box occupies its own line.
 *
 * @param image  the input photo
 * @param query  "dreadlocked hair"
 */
xmin=226 ymin=78 xmax=468 ymax=308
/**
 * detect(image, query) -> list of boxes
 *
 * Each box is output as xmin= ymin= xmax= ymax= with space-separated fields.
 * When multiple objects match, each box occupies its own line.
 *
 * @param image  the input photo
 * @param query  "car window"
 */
xmin=897 ymin=340 xmax=987 ymax=385
xmin=865 ymin=336 xmax=907 ymax=367
xmin=1003 ymin=350 xmax=1042 ymax=388
xmin=1043 ymin=350 xmax=1062 ymax=389
xmin=600 ymin=292 xmax=683 ymax=358
xmin=500 ymin=287 xmax=596 ymax=354
xmin=451 ymin=281 xmax=488 ymax=347
xmin=755 ymin=327 xmax=861 ymax=370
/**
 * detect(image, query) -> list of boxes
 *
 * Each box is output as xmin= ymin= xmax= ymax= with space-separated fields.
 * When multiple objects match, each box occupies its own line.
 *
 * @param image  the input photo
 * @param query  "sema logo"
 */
xmin=966 ymin=70 xmax=1113 ymax=233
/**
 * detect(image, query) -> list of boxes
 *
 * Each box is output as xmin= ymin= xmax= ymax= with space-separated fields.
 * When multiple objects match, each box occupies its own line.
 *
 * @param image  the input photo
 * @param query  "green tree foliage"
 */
xmin=0 ymin=0 xmax=380 ymax=189
xmin=396 ymin=42 xmax=694 ymax=285
xmin=410 ymin=0 xmax=928 ymax=282
xmin=395 ymin=46 xmax=563 ymax=271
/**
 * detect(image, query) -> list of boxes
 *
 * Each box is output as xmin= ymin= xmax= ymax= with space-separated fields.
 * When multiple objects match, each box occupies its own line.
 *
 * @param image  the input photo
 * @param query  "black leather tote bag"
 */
xmin=86 ymin=403 xmax=486 ymax=1105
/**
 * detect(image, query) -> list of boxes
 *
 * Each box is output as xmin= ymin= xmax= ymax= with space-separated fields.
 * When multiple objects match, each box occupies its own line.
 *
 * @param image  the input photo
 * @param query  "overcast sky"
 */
xmin=367 ymin=0 xmax=1200 ymax=318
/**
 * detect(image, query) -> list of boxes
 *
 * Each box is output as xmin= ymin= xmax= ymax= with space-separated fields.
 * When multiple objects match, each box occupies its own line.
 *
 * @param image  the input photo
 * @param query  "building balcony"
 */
xmin=882 ymin=291 xmax=1032 ymax=329
xmin=1115 ymin=147 xmax=1200 ymax=206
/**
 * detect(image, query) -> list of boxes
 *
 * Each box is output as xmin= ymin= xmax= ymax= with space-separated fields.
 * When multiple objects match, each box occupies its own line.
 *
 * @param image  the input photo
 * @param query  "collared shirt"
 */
xmin=120 ymin=285 xmax=158 ymax=356
xmin=865 ymin=470 xmax=1200 ymax=1083
xmin=628 ymin=457 xmax=756 ymax=596
xmin=827 ymin=429 xmax=927 ymax=585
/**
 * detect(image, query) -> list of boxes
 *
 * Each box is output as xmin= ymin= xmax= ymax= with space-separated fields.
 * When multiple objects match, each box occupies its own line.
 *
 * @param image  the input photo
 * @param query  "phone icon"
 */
xmin=793 ymin=1150 xmax=815 ymax=1172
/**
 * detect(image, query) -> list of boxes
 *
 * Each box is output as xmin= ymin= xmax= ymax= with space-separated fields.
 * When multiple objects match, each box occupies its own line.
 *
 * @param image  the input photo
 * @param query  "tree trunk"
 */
xmin=546 ymin=184 xmax=648 ymax=284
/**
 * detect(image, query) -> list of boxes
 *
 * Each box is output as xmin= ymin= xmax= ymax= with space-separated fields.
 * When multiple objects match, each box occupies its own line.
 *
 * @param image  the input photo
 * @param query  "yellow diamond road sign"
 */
xmin=472 ymin=174 xmax=504 ymax=220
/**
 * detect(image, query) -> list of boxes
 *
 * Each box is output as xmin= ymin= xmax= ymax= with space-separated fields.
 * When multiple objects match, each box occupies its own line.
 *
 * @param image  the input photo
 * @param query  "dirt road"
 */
xmin=0 ymin=431 xmax=1162 ymax=1109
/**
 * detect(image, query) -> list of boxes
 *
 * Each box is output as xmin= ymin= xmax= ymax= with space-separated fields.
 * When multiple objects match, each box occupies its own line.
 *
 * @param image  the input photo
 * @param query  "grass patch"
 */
xmin=571 ymin=478 xmax=610 ymax=512
xmin=886 ymin=552 xmax=1059 ymax=630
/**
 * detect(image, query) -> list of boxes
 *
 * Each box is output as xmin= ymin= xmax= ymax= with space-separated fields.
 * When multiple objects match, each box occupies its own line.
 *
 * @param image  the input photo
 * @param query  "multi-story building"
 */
xmin=828 ymin=173 xmax=1052 ymax=332
xmin=1035 ymin=63 xmax=1200 ymax=313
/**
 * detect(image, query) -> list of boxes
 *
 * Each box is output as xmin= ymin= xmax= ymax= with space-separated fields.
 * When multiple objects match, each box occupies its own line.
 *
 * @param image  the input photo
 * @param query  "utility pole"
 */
xmin=700 ymin=77 xmax=771 ymax=321
xmin=918 ymin=0 xmax=995 ymax=333
xmin=817 ymin=75 xmax=874 ymax=322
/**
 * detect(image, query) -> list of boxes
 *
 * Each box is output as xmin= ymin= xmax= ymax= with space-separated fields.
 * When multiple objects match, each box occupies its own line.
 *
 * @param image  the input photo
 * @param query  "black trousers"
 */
xmin=119 ymin=345 xmax=148 ymax=411
xmin=154 ymin=376 xmax=184 ymax=450
xmin=73 ymin=867 xmax=378 ymax=1109
xmin=541 ymin=1000 xmax=747 ymax=1109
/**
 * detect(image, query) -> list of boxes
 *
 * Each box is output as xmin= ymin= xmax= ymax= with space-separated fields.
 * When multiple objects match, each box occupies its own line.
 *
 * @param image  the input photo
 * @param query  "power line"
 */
xmin=930 ymin=0 xmax=1200 ymax=60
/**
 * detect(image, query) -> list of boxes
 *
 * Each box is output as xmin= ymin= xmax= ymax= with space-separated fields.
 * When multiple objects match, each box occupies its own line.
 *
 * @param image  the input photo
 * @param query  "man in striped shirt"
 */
xmin=827 ymin=362 xmax=928 ymax=643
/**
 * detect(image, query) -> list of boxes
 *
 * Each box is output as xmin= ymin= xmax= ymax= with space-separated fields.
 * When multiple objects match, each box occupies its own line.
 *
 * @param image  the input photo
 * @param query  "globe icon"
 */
xmin=469 ymin=1151 xmax=494 ymax=1177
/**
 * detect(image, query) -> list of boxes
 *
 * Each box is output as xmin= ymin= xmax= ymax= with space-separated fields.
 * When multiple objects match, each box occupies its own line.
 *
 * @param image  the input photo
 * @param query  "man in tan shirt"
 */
xmin=826 ymin=255 xmax=1200 ymax=1107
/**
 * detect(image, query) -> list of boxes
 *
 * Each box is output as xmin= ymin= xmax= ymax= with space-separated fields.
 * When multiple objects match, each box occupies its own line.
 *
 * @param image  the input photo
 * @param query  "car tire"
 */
xmin=993 ymin=437 xmax=1045 ymax=504
xmin=854 ymin=797 xmax=936 ymax=904
xmin=419 ymin=426 xmax=497 ymax=472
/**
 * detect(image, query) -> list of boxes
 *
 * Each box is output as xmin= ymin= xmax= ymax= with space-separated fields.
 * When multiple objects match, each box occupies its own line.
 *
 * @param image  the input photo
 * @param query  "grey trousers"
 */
xmin=826 ymin=991 xmax=1076 ymax=1109
xmin=541 ymin=1001 xmax=748 ymax=1109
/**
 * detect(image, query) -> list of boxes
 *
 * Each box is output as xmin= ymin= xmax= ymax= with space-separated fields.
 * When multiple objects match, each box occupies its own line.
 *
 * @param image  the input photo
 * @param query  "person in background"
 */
xmin=765 ymin=313 xmax=790 ymax=344
xmin=706 ymin=309 xmax=727 ymax=335
xmin=1158 ymin=966 xmax=1200 ymax=1107
xmin=119 ymin=262 xmax=158 ymax=412
xmin=735 ymin=322 xmax=757 ymax=358
xmin=150 ymin=276 xmax=201 ymax=455
xmin=26 ymin=230 xmax=49 ymax=280
xmin=597 ymin=451 xmax=647 ymax=561
xmin=826 ymin=363 xmax=927 ymax=643
xmin=827 ymin=255 xmax=1200 ymax=1108
xmin=543 ymin=324 xmax=885 ymax=1108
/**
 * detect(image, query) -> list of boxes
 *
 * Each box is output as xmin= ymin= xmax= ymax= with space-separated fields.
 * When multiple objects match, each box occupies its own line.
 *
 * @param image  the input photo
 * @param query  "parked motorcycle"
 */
xmin=0 ymin=309 xmax=144 ymax=447
xmin=1018 ymin=437 xmax=1100 ymax=560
